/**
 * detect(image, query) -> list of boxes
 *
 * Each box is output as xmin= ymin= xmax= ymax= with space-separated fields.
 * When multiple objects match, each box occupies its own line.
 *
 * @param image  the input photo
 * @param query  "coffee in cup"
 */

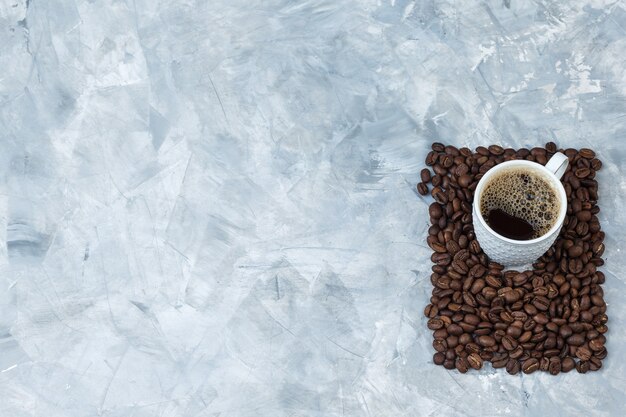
xmin=479 ymin=168 xmax=561 ymax=241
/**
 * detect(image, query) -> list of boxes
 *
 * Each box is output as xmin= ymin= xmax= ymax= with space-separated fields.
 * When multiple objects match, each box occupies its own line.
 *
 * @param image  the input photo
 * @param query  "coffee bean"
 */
xmin=424 ymin=304 xmax=438 ymax=318
xmin=430 ymin=143 xmax=444 ymax=152
xmin=477 ymin=335 xmax=496 ymax=347
xmin=591 ymin=158 xmax=602 ymax=170
xmin=467 ymin=353 xmax=483 ymax=370
xmin=567 ymin=334 xmax=585 ymax=346
xmin=431 ymin=252 xmax=451 ymax=266
xmin=579 ymin=148 xmax=596 ymax=159
xmin=576 ymin=360 xmax=590 ymax=374
xmin=560 ymin=357 xmax=575 ymax=372
xmin=441 ymin=154 xmax=454 ymax=168
xmin=577 ymin=210 xmax=592 ymax=222
xmin=576 ymin=346 xmax=592 ymax=361
xmin=452 ymin=260 xmax=469 ymax=274
xmin=575 ymin=168 xmax=591 ymax=178
xmin=592 ymin=241 xmax=605 ymax=257
xmin=457 ymin=174 xmax=473 ymax=188
xmin=420 ymin=168 xmax=432 ymax=183
xmin=502 ymin=335 xmax=518 ymax=351
xmin=444 ymin=145 xmax=459 ymax=156
xmin=545 ymin=142 xmax=557 ymax=153
xmin=492 ymin=355 xmax=509 ymax=368
xmin=589 ymin=338 xmax=604 ymax=352
xmin=427 ymin=318 xmax=444 ymax=330
xmin=445 ymin=240 xmax=460 ymax=255
xmin=559 ymin=325 xmax=573 ymax=339
xmin=432 ymin=187 xmax=448 ymax=204
xmin=485 ymin=275 xmax=502 ymax=287
xmin=522 ymin=358 xmax=539 ymax=374
xmin=433 ymin=339 xmax=447 ymax=352
xmin=532 ymin=296 xmax=550 ymax=311
xmin=447 ymin=324 xmax=463 ymax=336
xmin=488 ymin=145 xmax=504 ymax=155
xmin=428 ymin=240 xmax=446 ymax=253
xmin=429 ymin=203 xmax=443 ymax=219
xmin=567 ymin=244 xmax=583 ymax=258
xmin=506 ymin=358 xmax=520 ymax=375
xmin=456 ymin=357 xmax=469 ymax=373
xmin=548 ymin=357 xmax=561 ymax=375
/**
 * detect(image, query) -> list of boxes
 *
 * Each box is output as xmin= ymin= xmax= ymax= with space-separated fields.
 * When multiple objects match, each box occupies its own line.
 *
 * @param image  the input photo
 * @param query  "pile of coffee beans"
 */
xmin=419 ymin=142 xmax=607 ymax=374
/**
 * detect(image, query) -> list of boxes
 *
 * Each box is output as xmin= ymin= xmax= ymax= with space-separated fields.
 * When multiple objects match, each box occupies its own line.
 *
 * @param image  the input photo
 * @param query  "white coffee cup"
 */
xmin=472 ymin=152 xmax=569 ymax=267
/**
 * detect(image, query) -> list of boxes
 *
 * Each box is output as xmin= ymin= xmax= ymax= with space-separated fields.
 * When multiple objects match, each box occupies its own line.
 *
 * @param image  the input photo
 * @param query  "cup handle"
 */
xmin=544 ymin=152 xmax=569 ymax=179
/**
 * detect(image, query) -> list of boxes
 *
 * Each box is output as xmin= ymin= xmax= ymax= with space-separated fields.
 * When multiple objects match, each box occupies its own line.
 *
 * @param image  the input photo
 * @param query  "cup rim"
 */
xmin=474 ymin=160 xmax=568 ymax=246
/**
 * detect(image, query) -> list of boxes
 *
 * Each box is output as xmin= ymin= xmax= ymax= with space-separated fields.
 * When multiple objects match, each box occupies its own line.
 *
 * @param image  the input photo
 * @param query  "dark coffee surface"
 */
xmin=418 ymin=143 xmax=607 ymax=375
xmin=487 ymin=209 xmax=534 ymax=240
xmin=479 ymin=167 xmax=560 ymax=239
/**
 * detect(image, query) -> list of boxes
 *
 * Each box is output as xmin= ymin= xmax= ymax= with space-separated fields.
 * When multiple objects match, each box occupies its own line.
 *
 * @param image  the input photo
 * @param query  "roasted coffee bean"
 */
xmin=492 ymin=355 xmax=509 ymax=368
xmin=433 ymin=339 xmax=447 ymax=352
xmin=579 ymin=148 xmax=596 ymax=159
xmin=432 ymin=142 xmax=445 ymax=152
xmin=446 ymin=240 xmax=461 ymax=255
xmin=575 ymin=168 xmax=591 ymax=178
xmin=506 ymin=326 xmax=522 ymax=339
xmin=456 ymin=357 xmax=469 ymax=373
xmin=456 ymin=174 xmax=472 ymax=189
xmin=441 ymin=154 xmax=454 ymax=169
xmin=429 ymin=203 xmax=443 ymax=219
xmin=452 ymin=260 xmax=469 ymax=274
xmin=420 ymin=168 xmax=432 ymax=184
xmin=433 ymin=352 xmax=445 ymax=365
xmin=576 ymin=346 xmax=592 ymax=361
xmin=508 ymin=346 xmax=523 ymax=360
xmin=428 ymin=240 xmax=446 ymax=253
xmin=424 ymin=304 xmax=438 ymax=318
xmin=477 ymin=335 xmax=496 ymax=347
xmin=532 ymin=296 xmax=550 ymax=311
xmin=501 ymin=335 xmax=518 ymax=351
xmin=591 ymin=158 xmax=602 ymax=170
xmin=485 ymin=275 xmax=502 ymax=288
xmin=447 ymin=324 xmax=463 ymax=336
xmin=559 ymin=325 xmax=573 ymax=339
xmin=432 ymin=252 xmax=452 ymax=266
xmin=417 ymin=182 xmax=429 ymax=195
xmin=548 ymin=357 xmax=561 ymax=375
xmin=545 ymin=142 xmax=557 ymax=153
xmin=576 ymin=360 xmax=590 ymax=374
xmin=522 ymin=358 xmax=539 ymax=374
xmin=589 ymin=338 xmax=604 ymax=352
xmin=469 ymin=264 xmax=486 ymax=278
xmin=467 ymin=353 xmax=483 ymax=370
xmin=506 ymin=358 xmax=520 ymax=375
xmin=427 ymin=318 xmax=444 ymax=330
xmin=567 ymin=334 xmax=585 ymax=346
xmin=561 ymin=357 xmax=575 ymax=372
xmin=592 ymin=242 xmax=605 ymax=257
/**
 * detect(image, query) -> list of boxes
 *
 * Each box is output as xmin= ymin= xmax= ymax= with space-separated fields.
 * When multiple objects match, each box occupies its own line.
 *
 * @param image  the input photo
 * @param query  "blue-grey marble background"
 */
xmin=1 ymin=0 xmax=625 ymax=416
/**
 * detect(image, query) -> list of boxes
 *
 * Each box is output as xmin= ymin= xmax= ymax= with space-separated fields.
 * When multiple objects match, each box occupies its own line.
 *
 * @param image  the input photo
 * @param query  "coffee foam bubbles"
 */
xmin=480 ymin=168 xmax=560 ymax=239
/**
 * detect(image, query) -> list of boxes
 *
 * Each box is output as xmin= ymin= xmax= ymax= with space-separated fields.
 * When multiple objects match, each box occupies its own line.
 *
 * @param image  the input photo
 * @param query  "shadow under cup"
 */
xmin=472 ymin=160 xmax=568 ymax=267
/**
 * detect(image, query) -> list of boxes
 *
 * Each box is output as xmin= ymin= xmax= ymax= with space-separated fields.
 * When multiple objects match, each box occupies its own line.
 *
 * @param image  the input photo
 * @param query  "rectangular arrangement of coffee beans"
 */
xmin=418 ymin=143 xmax=607 ymax=375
